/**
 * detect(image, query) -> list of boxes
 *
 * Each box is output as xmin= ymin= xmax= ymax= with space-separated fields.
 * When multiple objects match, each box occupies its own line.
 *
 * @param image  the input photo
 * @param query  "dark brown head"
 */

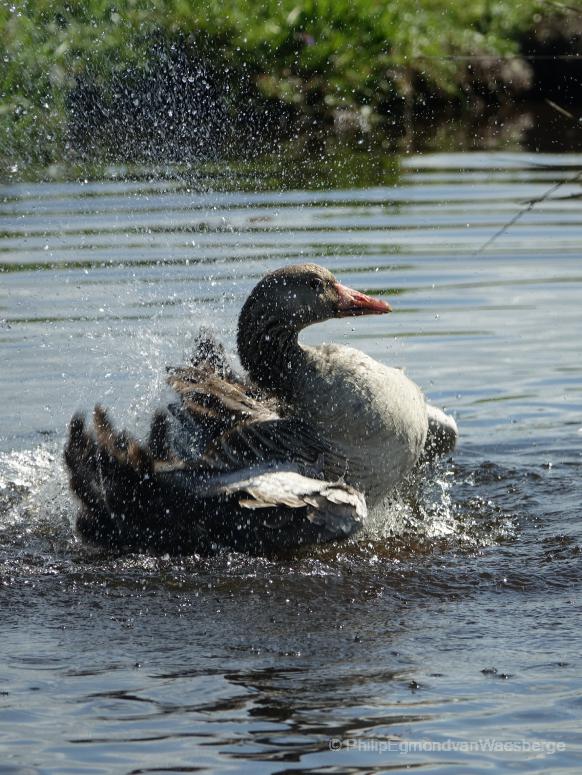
xmin=237 ymin=264 xmax=391 ymax=389
xmin=238 ymin=263 xmax=390 ymax=337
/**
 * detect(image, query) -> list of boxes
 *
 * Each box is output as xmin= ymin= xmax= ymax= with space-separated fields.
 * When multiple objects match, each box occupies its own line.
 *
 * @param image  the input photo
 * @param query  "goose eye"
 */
xmin=309 ymin=277 xmax=325 ymax=294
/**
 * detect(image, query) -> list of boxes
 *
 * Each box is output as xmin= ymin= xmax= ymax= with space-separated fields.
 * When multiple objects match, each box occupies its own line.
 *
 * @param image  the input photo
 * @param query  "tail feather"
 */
xmin=421 ymin=404 xmax=459 ymax=462
xmin=147 ymin=410 xmax=174 ymax=462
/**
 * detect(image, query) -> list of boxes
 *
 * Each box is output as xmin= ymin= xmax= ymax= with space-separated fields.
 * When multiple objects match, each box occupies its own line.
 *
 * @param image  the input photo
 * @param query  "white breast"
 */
xmin=296 ymin=343 xmax=428 ymax=505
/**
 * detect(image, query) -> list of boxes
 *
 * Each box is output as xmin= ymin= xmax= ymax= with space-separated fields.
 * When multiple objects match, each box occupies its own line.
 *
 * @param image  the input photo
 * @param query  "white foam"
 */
xmin=0 ymin=444 xmax=74 ymax=541
xmin=364 ymin=465 xmax=462 ymax=542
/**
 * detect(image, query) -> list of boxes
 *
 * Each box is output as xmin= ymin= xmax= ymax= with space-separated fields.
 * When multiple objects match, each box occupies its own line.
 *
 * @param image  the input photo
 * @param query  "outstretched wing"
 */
xmin=64 ymin=406 xmax=366 ymax=555
xmin=64 ymin=328 xmax=365 ymax=554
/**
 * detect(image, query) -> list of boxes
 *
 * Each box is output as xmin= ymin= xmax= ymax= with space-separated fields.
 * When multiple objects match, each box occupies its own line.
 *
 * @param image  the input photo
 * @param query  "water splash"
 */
xmin=0 ymin=443 xmax=73 ymax=546
xmin=367 ymin=468 xmax=458 ymax=542
xmin=0 ymin=439 xmax=514 ymax=572
xmin=360 ymin=459 xmax=517 ymax=554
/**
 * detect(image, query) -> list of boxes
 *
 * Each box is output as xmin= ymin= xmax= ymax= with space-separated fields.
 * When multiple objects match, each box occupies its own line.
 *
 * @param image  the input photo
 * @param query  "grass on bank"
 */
xmin=0 ymin=0 xmax=573 ymax=171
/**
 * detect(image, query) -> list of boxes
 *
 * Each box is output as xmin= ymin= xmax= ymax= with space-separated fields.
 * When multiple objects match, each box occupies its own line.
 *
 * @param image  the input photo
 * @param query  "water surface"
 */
xmin=1 ymin=152 xmax=581 ymax=772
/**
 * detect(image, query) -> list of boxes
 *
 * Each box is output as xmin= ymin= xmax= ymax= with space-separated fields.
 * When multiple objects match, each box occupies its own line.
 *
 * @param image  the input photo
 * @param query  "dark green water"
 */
xmin=1 ymin=151 xmax=581 ymax=772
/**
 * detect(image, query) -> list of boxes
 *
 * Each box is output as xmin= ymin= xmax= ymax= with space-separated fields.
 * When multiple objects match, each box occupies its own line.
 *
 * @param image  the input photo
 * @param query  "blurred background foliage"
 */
xmin=0 ymin=0 xmax=580 ymax=171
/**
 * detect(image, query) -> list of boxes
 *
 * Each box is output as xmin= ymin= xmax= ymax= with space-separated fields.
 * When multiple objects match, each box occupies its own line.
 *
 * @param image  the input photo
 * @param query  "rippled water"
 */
xmin=1 ymin=151 xmax=581 ymax=772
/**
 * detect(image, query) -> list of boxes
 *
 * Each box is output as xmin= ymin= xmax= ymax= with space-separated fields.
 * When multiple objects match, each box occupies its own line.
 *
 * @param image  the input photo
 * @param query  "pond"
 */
xmin=1 ymin=149 xmax=581 ymax=772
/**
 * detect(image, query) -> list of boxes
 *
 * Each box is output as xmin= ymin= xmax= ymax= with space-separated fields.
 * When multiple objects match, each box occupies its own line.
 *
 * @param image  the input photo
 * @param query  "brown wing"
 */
xmin=198 ymin=415 xmax=332 ymax=476
xmin=64 ymin=328 xmax=355 ymax=554
xmin=65 ymin=406 xmax=364 ymax=555
xmin=165 ymin=328 xmax=282 ymax=458
xmin=165 ymin=329 xmax=334 ymax=476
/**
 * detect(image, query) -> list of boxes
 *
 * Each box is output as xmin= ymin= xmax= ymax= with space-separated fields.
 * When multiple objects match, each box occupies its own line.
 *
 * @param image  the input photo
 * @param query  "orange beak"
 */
xmin=335 ymin=282 xmax=392 ymax=317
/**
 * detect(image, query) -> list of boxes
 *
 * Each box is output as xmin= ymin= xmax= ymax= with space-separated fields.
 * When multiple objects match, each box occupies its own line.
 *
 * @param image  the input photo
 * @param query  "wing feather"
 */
xmin=64 ymin=327 xmax=363 ymax=554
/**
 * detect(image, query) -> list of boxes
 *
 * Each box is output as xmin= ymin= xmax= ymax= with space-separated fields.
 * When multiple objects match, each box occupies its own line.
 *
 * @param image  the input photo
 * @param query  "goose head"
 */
xmin=238 ymin=263 xmax=391 ymax=339
xmin=237 ymin=264 xmax=392 ymax=393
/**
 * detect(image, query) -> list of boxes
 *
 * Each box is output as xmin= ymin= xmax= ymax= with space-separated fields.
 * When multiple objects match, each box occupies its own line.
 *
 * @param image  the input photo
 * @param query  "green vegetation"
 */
xmin=0 ymin=0 xmax=576 ymax=173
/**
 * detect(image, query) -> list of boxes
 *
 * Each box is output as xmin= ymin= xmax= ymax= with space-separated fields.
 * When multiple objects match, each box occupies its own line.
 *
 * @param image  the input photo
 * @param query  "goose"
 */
xmin=65 ymin=263 xmax=457 ymax=555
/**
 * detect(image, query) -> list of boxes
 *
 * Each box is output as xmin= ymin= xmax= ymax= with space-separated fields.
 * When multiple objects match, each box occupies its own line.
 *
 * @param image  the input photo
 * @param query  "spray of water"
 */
xmin=0 ymin=444 xmax=76 ymax=576
xmin=0 ymin=434 xmax=514 ymax=570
